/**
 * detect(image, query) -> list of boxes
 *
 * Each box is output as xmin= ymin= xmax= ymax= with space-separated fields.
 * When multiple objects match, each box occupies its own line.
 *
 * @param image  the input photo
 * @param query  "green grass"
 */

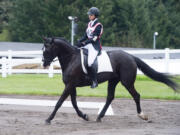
xmin=0 ymin=74 xmax=180 ymax=100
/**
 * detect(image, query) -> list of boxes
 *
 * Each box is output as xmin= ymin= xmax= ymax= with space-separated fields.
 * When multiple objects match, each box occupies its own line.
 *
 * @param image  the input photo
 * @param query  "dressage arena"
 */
xmin=0 ymin=95 xmax=180 ymax=135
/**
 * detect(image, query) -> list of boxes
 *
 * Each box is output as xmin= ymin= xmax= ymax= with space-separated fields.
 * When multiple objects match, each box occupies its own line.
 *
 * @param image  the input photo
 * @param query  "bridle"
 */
xmin=41 ymin=45 xmax=58 ymax=63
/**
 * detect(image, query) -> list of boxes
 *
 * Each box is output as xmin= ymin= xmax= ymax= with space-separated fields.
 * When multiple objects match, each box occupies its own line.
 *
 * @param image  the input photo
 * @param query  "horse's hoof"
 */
xmin=96 ymin=118 xmax=102 ymax=122
xmin=84 ymin=114 xmax=89 ymax=121
xmin=138 ymin=112 xmax=148 ymax=121
xmin=45 ymin=119 xmax=51 ymax=125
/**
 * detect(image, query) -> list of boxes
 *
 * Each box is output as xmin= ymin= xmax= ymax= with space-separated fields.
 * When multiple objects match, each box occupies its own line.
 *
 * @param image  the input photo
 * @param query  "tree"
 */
xmin=5 ymin=0 xmax=180 ymax=48
xmin=0 ymin=0 xmax=13 ymax=32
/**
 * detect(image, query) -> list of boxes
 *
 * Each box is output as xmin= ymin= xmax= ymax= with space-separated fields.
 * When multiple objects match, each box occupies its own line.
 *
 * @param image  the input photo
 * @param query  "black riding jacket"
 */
xmin=78 ymin=19 xmax=103 ymax=52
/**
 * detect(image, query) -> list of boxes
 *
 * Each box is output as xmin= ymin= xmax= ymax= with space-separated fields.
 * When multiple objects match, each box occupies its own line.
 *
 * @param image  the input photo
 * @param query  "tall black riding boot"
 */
xmin=88 ymin=66 xmax=98 ymax=88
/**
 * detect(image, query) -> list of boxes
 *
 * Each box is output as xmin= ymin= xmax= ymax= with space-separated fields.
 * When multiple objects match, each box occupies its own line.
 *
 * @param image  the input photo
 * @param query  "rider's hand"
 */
xmin=82 ymin=42 xmax=86 ymax=46
xmin=75 ymin=42 xmax=82 ymax=48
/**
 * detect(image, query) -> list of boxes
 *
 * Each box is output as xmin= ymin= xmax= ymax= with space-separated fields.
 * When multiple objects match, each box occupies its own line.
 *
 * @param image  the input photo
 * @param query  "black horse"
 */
xmin=42 ymin=37 xmax=178 ymax=124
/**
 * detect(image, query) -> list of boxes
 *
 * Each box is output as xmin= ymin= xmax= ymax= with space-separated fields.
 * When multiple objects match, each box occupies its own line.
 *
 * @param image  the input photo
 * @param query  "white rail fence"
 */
xmin=127 ymin=48 xmax=180 ymax=75
xmin=0 ymin=50 xmax=61 ymax=78
xmin=0 ymin=48 xmax=180 ymax=78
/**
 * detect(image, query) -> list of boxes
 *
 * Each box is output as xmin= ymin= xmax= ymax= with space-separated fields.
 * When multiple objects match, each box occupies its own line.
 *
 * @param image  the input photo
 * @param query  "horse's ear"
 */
xmin=43 ymin=37 xmax=47 ymax=41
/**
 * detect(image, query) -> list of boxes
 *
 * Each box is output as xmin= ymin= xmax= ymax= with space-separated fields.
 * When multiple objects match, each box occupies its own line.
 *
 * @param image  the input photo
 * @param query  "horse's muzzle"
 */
xmin=43 ymin=65 xmax=50 ymax=69
xmin=43 ymin=61 xmax=50 ymax=69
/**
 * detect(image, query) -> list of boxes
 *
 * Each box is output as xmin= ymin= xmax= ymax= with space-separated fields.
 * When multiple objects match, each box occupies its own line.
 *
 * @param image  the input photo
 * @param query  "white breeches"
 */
xmin=83 ymin=43 xmax=98 ymax=67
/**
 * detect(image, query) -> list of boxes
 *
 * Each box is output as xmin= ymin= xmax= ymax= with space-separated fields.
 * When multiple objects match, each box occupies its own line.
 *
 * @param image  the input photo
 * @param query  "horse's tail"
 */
xmin=134 ymin=56 xmax=179 ymax=92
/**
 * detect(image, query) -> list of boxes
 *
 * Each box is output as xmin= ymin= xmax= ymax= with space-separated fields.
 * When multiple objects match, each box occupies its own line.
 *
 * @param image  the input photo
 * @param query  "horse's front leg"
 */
xmin=70 ymin=88 xmax=89 ymax=121
xmin=45 ymin=85 xmax=71 ymax=124
xmin=96 ymin=79 xmax=118 ymax=122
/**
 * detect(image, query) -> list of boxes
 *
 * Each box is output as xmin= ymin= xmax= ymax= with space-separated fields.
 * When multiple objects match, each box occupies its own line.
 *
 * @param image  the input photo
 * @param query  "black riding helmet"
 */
xmin=87 ymin=7 xmax=99 ymax=17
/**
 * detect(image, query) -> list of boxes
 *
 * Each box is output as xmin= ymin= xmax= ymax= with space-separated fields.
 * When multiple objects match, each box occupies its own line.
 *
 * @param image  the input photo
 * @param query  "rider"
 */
xmin=76 ymin=7 xmax=103 ymax=88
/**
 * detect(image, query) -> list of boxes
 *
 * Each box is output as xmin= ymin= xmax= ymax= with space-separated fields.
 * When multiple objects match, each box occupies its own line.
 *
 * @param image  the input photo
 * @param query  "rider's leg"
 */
xmin=88 ymin=62 xmax=98 ymax=88
xmin=86 ymin=44 xmax=98 ymax=88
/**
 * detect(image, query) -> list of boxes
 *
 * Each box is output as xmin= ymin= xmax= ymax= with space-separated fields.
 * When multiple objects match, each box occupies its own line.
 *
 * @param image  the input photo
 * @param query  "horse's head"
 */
xmin=42 ymin=37 xmax=57 ymax=68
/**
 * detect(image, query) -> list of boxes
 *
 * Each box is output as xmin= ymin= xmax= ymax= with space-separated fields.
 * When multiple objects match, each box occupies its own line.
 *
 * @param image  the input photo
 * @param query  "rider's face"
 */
xmin=89 ymin=15 xmax=96 ymax=21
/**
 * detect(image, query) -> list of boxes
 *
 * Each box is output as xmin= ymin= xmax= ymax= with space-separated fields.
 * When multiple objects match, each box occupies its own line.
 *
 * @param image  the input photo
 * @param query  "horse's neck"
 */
xmin=57 ymin=52 xmax=73 ymax=72
xmin=55 ymin=40 xmax=77 ymax=71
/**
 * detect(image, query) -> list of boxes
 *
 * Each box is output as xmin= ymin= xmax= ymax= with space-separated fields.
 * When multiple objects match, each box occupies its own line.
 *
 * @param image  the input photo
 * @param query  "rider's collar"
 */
xmin=90 ymin=18 xmax=98 ymax=27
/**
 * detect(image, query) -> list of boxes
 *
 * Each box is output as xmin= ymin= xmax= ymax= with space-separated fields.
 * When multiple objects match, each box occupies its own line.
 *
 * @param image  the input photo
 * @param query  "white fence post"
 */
xmin=48 ymin=63 xmax=54 ymax=78
xmin=8 ymin=50 xmax=12 ymax=75
xmin=2 ymin=57 xmax=7 ymax=78
xmin=165 ymin=48 xmax=170 ymax=73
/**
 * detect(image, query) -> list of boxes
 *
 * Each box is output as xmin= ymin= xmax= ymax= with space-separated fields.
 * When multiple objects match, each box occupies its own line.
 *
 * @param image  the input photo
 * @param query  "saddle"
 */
xmin=80 ymin=48 xmax=113 ymax=74
xmin=81 ymin=48 xmax=100 ymax=74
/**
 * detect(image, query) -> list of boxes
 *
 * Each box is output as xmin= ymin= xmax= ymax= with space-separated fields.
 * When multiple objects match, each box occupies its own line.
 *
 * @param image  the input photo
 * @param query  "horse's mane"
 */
xmin=54 ymin=37 xmax=71 ymax=45
xmin=53 ymin=37 xmax=78 ymax=52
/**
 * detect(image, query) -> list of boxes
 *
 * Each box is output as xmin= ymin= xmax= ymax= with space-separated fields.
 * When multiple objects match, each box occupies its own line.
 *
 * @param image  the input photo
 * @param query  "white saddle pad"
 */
xmin=80 ymin=49 xmax=113 ymax=74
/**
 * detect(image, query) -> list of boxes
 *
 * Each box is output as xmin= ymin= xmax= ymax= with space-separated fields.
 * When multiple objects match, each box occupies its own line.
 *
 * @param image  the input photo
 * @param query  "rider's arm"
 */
xmin=78 ymin=33 xmax=88 ymax=43
xmin=75 ymin=33 xmax=88 ymax=47
xmin=84 ymin=25 xmax=102 ymax=44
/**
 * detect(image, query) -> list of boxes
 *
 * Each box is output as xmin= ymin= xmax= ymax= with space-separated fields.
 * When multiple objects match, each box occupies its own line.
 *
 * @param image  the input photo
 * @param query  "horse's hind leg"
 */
xmin=70 ymin=88 xmax=89 ymax=121
xmin=123 ymin=83 xmax=148 ymax=121
xmin=96 ymin=79 xmax=119 ymax=122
